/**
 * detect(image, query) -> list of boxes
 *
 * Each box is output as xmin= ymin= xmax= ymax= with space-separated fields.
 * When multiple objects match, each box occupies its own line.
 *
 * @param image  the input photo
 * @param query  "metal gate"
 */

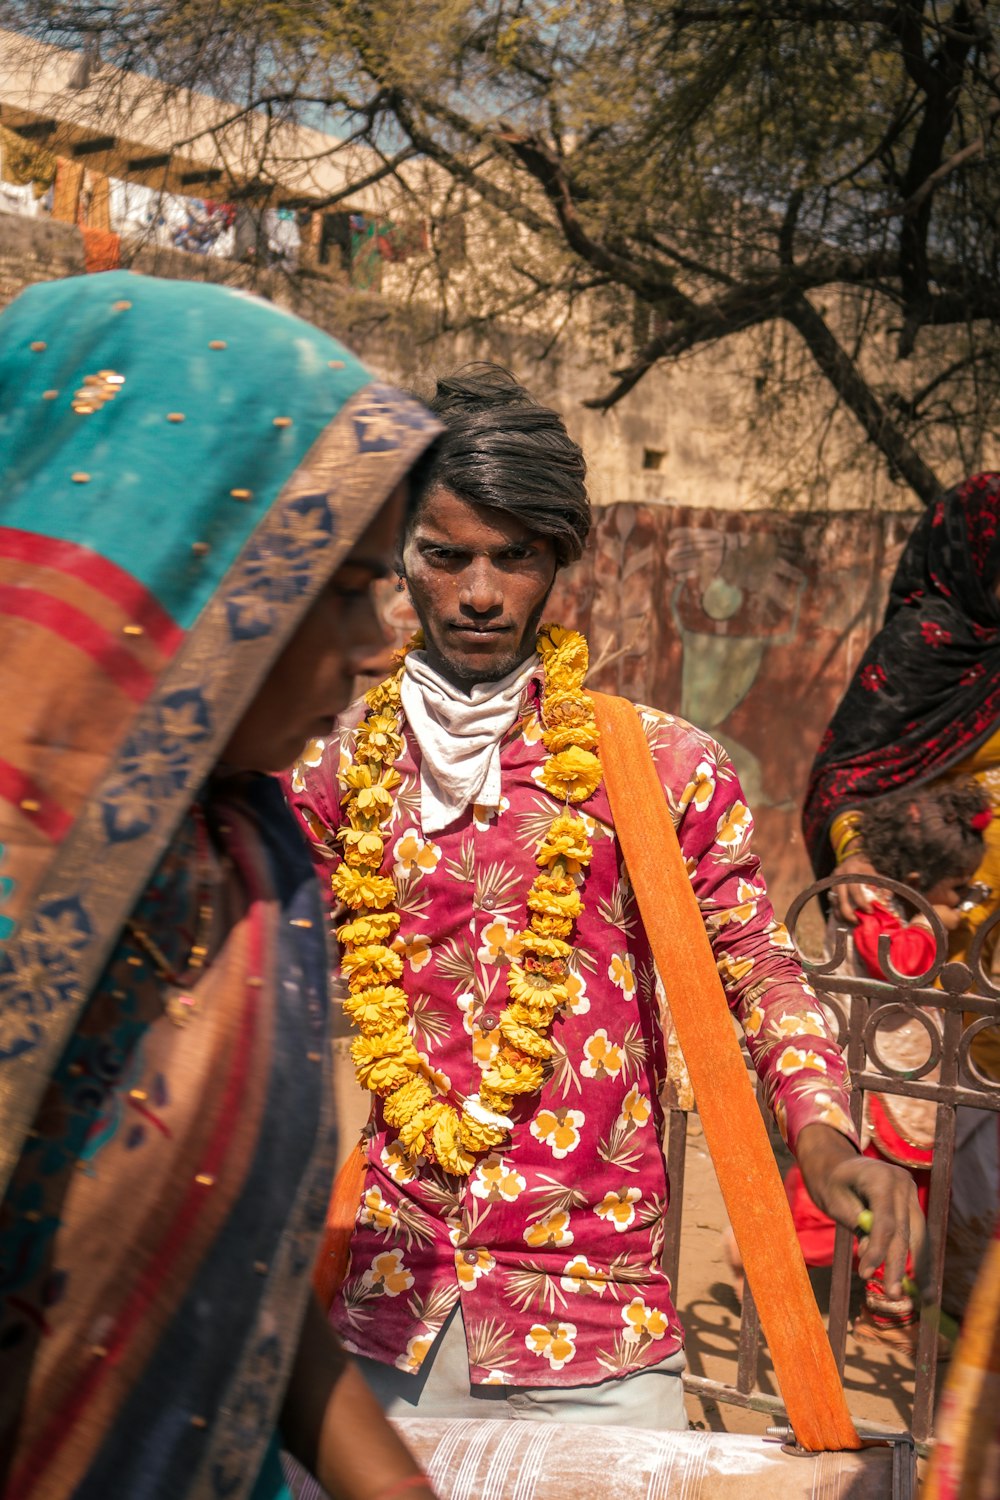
xmin=662 ymin=872 xmax=1000 ymax=1481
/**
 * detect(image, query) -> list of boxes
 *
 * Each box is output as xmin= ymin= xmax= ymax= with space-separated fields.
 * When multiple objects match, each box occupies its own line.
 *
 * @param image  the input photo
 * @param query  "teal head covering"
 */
xmin=0 ymin=271 xmax=439 ymax=1192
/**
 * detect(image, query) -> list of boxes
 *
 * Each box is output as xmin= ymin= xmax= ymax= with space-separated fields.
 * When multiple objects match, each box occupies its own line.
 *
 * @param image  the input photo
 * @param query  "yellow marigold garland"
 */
xmin=335 ymin=624 xmax=601 ymax=1177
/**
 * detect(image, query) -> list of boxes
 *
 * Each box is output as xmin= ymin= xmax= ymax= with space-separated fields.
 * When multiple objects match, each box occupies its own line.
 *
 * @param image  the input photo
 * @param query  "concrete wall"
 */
xmin=0 ymin=211 xmax=84 ymax=305
xmin=0 ymin=212 xmax=943 ymax=514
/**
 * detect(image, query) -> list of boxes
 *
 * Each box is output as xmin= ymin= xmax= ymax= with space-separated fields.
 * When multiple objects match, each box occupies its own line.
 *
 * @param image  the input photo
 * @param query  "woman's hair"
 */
xmin=862 ymin=779 xmax=991 ymax=890
xmin=406 ymin=364 xmax=591 ymax=566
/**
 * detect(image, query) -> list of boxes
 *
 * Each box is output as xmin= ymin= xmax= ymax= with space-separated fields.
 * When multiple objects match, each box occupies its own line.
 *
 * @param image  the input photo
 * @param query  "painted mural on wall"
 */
xmin=372 ymin=503 xmax=921 ymax=915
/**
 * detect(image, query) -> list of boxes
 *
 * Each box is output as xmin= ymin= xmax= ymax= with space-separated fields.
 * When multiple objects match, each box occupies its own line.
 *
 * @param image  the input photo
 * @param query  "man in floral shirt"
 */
xmin=286 ymin=366 xmax=925 ymax=1431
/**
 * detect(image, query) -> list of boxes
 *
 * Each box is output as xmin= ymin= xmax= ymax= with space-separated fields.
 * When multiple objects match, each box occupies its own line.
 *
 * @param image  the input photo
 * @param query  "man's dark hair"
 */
xmin=863 ymin=779 xmax=990 ymax=890
xmin=408 ymin=364 xmax=591 ymax=566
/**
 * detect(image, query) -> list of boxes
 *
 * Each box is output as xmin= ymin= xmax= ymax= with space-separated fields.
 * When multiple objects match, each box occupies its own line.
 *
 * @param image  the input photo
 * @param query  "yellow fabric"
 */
xmin=922 ymin=1230 xmax=1000 ymax=1499
xmin=943 ymin=725 xmax=1000 ymax=1080
xmin=51 ymin=158 xmax=83 ymax=223
xmin=590 ymin=691 xmax=861 ymax=1455
xmin=0 ymin=124 xmax=56 ymax=193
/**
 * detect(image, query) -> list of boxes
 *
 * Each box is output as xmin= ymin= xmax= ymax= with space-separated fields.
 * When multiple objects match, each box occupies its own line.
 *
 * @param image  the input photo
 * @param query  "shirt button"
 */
xmin=481 ymin=894 xmax=497 ymax=910
xmin=480 ymin=1013 xmax=498 ymax=1032
xmin=463 ymin=1250 xmax=479 ymax=1265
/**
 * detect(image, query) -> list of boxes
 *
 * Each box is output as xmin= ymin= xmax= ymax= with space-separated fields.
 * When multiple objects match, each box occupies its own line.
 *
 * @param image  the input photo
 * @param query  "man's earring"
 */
xmin=395 ymin=573 xmax=406 ymax=593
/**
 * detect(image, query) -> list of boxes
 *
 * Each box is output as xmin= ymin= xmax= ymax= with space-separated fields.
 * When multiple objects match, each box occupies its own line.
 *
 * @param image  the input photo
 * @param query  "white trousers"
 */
xmin=353 ymin=1305 xmax=688 ymax=1431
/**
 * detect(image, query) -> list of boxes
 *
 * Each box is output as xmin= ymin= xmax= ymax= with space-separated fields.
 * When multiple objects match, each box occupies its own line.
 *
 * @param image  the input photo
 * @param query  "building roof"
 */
xmin=0 ymin=26 xmax=380 ymax=207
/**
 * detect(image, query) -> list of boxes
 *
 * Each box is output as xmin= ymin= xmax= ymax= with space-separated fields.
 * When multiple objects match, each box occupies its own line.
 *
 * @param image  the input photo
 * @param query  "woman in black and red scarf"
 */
xmin=805 ymin=472 xmax=1000 ymax=885
xmin=803 ymin=470 xmax=1000 ymax=1320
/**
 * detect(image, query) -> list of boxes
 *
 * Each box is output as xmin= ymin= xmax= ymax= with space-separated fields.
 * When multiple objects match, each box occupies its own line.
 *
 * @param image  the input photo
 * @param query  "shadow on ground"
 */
xmin=676 ymin=1129 xmax=931 ymax=1438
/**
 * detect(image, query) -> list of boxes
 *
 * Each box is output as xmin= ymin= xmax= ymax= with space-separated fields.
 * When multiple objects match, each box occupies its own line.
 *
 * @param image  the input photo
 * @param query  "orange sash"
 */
xmin=590 ymin=691 xmax=860 ymax=1453
xmin=312 ymin=1139 xmax=367 ymax=1310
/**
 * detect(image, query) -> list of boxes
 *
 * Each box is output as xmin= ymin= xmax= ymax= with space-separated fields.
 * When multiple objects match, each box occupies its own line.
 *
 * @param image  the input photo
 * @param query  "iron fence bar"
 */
xmin=662 ymin=1108 xmax=688 ymax=1297
xmin=682 ymin=1373 xmax=916 ymax=1448
xmin=827 ymin=1224 xmax=854 ymax=1375
xmin=849 ymin=1073 xmax=1000 ymax=1111
xmin=829 ymin=978 xmax=872 ymax=1372
xmin=735 ymin=1279 xmax=761 ymax=1395
xmin=682 ymin=1372 xmax=788 ymax=1419
xmin=892 ymin=1437 xmax=919 ymax=1500
xmin=910 ymin=1079 xmax=959 ymax=1443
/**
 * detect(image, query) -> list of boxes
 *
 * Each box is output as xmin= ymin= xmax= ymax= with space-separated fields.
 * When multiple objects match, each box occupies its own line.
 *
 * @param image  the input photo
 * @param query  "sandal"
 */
xmin=851 ymin=1306 xmax=952 ymax=1359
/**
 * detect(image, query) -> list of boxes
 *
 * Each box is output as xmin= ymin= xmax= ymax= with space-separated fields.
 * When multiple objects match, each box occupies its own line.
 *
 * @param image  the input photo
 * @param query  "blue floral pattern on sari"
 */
xmin=0 ymin=895 xmax=92 ymax=1060
xmin=226 ymin=494 xmax=336 ymax=641
xmin=352 ymin=383 xmax=429 ymax=450
xmin=101 ymin=689 xmax=213 ymax=843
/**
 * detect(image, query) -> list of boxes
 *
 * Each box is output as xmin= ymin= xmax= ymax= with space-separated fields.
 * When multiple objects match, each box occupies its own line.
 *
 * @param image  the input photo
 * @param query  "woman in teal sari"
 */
xmin=0 ymin=272 xmax=439 ymax=1500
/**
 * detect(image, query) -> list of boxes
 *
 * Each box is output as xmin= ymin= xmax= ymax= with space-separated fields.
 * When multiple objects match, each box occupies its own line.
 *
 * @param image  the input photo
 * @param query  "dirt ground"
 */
xmin=677 ymin=1116 xmax=928 ymax=1445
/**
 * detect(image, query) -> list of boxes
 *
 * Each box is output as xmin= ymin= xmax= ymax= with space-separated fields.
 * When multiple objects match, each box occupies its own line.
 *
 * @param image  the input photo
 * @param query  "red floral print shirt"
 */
xmin=285 ymin=681 xmax=856 ymax=1387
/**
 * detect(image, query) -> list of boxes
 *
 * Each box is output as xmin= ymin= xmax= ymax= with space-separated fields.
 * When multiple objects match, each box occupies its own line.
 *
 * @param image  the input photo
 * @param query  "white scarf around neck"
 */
xmin=400 ymin=650 xmax=537 ymax=834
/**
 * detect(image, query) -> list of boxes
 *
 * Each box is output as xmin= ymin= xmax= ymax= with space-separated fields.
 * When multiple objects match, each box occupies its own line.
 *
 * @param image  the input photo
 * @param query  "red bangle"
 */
xmin=371 ymin=1477 xmax=436 ymax=1500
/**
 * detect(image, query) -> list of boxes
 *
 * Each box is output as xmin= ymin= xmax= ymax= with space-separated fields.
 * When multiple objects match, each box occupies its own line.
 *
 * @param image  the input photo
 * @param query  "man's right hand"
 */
xmin=796 ymin=1125 xmax=929 ymax=1299
xmin=831 ymin=853 xmax=881 ymax=922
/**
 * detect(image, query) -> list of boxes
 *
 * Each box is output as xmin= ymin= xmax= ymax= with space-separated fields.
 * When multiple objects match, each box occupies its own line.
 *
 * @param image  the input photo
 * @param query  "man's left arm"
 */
xmin=656 ymin=720 xmax=927 ymax=1297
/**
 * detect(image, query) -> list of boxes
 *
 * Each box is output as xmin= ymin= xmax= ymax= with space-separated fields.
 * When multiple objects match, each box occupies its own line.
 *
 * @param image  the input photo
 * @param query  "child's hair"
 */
xmin=862 ymin=779 xmax=991 ymax=890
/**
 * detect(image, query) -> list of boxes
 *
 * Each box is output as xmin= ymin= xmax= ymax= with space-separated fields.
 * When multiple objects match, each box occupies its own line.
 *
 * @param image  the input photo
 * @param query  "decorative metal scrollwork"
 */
xmin=785 ymin=873 xmax=1000 ymax=1110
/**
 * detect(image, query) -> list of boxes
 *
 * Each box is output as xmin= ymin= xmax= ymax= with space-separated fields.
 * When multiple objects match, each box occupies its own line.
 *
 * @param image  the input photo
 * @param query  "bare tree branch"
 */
xmin=783 ymin=292 xmax=942 ymax=501
xmin=887 ymin=349 xmax=993 ymax=417
xmin=891 ymin=98 xmax=1000 ymax=218
xmin=15 ymin=0 xmax=999 ymax=506
xmin=389 ymin=93 xmax=555 ymax=238
xmin=496 ymin=130 xmax=696 ymax=309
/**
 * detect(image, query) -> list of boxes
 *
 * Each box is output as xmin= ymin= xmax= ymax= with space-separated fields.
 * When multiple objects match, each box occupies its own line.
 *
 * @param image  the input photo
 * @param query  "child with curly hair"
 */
xmin=851 ymin=779 xmax=992 ymax=982
xmin=787 ymin=778 xmax=992 ymax=1348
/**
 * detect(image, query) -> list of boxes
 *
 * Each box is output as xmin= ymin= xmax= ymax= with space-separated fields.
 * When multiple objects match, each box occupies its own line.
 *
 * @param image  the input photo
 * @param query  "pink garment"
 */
xmin=285 ymin=679 xmax=857 ymax=1387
